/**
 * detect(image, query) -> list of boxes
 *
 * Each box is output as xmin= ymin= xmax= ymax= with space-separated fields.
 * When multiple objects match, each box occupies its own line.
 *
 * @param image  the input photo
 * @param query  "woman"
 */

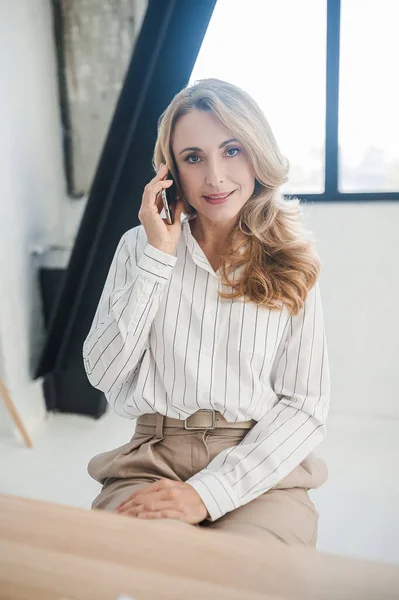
xmin=83 ymin=78 xmax=329 ymax=547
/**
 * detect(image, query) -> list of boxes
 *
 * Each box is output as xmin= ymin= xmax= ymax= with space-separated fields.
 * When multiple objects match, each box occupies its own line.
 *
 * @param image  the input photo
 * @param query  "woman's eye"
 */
xmin=186 ymin=154 xmax=200 ymax=164
xmin=226 ymin=147 xmax=241 ymax=157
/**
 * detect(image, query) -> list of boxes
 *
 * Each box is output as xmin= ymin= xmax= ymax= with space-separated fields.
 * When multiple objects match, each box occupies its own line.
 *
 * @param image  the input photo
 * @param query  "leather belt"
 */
xmin=137 ymin=410 xmax=256 ymax=431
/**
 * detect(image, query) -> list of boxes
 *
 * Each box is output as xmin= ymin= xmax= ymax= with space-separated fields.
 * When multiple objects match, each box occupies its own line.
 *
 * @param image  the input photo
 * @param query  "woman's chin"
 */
xmin=193 ymin=201 xmax=242 ymax=222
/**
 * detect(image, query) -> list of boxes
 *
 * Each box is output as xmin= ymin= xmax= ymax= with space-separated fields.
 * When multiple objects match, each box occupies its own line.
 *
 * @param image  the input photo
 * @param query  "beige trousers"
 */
xmin=88 ymin=416 xmax=328 ymax=548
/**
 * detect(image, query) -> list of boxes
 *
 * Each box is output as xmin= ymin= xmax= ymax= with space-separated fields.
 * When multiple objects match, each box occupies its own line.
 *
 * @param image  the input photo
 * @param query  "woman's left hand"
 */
xmin=116 ymin=478 xmax=209 ymax=524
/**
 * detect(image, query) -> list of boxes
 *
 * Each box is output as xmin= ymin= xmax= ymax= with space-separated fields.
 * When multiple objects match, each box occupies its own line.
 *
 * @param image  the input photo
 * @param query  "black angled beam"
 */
xmin=36 ymin=0 xmax=216 ymax=416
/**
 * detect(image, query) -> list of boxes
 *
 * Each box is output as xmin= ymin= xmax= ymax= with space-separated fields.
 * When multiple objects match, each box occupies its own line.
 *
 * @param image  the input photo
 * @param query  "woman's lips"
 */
xmin=203 ymin=191 xmax=235 ymax=205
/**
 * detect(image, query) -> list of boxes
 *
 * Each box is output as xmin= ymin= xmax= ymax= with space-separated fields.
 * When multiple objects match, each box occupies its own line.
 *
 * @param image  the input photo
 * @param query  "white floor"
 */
xmin=0 ymin=410 xmax=398 ymax=566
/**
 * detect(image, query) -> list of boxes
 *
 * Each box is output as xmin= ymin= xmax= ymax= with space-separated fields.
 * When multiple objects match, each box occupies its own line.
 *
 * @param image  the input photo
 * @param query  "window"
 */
xmin=190 ymin=0 xmax=399 ymax=200
xmin=190 ymin=0 xmax=327 ymax=195
xmin=339 ymin=0 xmax=399 ymax=193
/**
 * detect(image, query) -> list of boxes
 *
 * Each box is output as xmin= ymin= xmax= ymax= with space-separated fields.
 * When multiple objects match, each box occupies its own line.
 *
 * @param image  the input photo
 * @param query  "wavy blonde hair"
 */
xmin=153 ymin=78 xmax=320 ymax=315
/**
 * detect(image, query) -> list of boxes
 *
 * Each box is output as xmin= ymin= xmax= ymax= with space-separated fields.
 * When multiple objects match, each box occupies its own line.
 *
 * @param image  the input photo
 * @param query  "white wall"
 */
xmin=0 ymin=0 xmax=71 ymax=435
xmin=304 ymin=202 xmax=399 ymax=419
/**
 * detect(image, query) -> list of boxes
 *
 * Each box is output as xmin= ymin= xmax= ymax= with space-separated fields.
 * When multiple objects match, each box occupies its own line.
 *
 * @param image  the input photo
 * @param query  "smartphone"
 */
xmin=161 ymin=172 xmax=176 ymax=225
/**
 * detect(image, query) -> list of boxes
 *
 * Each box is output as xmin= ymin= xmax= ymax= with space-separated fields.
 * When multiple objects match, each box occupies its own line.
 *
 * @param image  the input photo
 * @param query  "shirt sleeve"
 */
xmin=82 ymin=227 xmax=177 ymax=415
xmin=186 ymin=282 xmax=330 ymax=522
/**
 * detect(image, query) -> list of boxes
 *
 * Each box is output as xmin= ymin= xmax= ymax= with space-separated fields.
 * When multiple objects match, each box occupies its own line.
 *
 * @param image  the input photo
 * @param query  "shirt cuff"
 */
xmin=137 ymin=244 xmax=177 ymax=284
xmin=186 ymin=472 xmax=240 ymax=522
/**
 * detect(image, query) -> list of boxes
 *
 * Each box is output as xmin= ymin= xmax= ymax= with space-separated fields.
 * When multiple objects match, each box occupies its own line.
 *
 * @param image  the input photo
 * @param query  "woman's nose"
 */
xmin=205 ymin=161 xmax=224 ymax=187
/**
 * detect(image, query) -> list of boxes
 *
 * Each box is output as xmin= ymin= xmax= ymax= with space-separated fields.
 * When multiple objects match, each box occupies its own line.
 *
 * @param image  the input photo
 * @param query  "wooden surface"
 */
xmin=0 ymin=494 xmax=398 ymax=600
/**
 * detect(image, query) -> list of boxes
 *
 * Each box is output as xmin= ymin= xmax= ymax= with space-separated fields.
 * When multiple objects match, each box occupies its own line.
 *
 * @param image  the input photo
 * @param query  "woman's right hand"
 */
xmin=138 ymin=163 xmax=184 ymax=256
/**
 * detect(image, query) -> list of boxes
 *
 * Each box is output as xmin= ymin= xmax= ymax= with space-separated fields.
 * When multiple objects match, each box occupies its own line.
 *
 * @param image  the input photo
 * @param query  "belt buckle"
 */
xmin=184 ymin=409 xmax=216 ymax=430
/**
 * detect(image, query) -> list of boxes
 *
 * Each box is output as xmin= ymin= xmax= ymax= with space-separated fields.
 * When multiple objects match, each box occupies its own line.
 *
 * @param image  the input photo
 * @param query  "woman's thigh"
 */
xmin=92 ymin=478 xmax=151 ymax=512
xmin=201 ymin=487 xmax=319 ymax=548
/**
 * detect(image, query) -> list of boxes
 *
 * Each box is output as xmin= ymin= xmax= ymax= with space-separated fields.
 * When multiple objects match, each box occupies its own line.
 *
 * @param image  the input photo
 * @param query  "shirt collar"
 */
xmin=182 ymin=215 xmax=217 ymax=276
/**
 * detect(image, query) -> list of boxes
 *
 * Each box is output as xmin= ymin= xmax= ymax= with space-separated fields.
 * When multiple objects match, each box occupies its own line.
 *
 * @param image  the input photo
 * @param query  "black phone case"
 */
xmin=161 ymin=174 xmax=176 ymax=224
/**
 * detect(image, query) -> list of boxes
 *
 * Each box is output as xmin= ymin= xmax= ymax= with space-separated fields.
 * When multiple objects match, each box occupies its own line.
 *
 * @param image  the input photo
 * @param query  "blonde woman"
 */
xmin=84 ymin=78 xmax=329 ymax=547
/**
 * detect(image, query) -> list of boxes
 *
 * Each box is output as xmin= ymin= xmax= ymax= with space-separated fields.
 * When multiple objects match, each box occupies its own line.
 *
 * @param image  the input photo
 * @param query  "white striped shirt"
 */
xmin=83 ymin=214 xmax=330 ymax=522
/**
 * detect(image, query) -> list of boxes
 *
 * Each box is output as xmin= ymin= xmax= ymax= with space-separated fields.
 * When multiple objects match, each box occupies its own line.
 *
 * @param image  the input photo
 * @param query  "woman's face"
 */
xmin=172 ymin=110 xmax=256 ymax=223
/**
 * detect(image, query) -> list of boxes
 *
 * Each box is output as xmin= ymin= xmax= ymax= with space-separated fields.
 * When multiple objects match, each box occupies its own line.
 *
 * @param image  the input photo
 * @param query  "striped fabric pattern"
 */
xmin=83 ymin=215 xmax=330 ymax=521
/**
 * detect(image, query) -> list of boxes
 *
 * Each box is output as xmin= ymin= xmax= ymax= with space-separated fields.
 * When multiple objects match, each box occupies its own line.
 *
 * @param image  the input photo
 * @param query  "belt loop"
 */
xmin=155 ymin=413 xmax=164 ymax=439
